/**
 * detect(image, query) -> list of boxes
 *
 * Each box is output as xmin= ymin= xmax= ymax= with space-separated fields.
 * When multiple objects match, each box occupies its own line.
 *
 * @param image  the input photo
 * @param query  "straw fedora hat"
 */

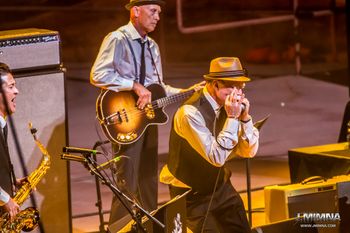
xmin=203 ymin=57 xmax=250 ymax=82
xmin=125 ymin=0 xmax=165 ymax=10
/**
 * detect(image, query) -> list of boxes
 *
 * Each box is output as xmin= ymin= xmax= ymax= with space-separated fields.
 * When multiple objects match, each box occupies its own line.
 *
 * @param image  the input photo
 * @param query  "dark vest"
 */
xmin=168 ymin=90 xmax=230 ymax=194
xmin=0 ymin=128 xmax=13 ymax=197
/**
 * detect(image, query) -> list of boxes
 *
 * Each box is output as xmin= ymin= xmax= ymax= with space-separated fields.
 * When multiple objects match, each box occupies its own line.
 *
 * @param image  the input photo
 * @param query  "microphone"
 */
xmin=61 ymin=153 xmax=87 ymax=163
xmin=93 ymin=140 xmax=110 ymax=149
xmin=95 ymin=156 xmax=122 ymax=171
xmin=63 ymin=146 xmax=101 ymax=155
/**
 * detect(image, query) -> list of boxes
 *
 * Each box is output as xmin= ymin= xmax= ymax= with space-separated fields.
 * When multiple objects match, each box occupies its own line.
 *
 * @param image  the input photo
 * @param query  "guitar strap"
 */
xmin=147 ymin=40 xmax=162 ymax=85
xmin=120 ymin=29 xmax=162 ymax=85
xmin=120 ymin=29 xmax=139 ymax=83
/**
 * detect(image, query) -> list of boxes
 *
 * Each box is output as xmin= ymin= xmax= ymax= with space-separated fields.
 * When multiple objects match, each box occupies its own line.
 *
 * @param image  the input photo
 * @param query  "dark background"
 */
xmin=1 ymin=0 xmax=347 ymax=82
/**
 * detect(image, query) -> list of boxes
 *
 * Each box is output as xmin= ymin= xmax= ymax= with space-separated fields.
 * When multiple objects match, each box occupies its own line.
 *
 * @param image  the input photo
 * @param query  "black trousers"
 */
xmin=108 ymin=125 xmax=158 ymax=226
xmin=170 ymin=180 xmax=251 ymax=233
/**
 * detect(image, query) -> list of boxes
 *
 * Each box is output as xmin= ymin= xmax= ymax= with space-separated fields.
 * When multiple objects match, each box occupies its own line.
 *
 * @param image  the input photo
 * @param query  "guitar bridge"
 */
xmin=145 ymin=104 xmax=155 ymax=119
xmin=117 ymin=132 xmax=137 ymax=143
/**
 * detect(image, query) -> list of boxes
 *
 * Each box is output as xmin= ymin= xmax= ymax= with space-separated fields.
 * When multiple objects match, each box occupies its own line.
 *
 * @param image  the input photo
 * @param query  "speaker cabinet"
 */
xmin=338 ymin=181 xmax=350 ymax=233
xmin=8 ymin=70 xmax=70 ymax=233
xmin=0 ymin=28 xmax=61 ymax=72
xmin=288 ymin=143 xmax=350 ymax=183
xmin=265 ymin=176 xmax=350 ymax=233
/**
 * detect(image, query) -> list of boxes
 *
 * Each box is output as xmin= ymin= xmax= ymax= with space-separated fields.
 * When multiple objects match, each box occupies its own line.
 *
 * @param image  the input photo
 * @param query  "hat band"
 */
xmin=208 ymin=69 xmax=248 ymax=78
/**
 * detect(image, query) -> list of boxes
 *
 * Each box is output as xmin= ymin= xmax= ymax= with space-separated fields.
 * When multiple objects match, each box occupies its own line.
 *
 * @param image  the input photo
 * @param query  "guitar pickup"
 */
xmin=122 ymin=109 xmax=128 ymax=122
xmin=104 ymin=111 xmax=123 ymax=125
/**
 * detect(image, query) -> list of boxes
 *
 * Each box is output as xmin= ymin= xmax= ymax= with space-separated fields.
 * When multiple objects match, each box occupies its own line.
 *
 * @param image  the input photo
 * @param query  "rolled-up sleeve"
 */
xmin=0 ymin=187 xmax=10 ymax=206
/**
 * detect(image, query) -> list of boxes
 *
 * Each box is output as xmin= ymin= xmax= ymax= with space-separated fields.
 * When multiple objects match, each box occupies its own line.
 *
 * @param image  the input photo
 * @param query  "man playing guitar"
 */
xmin=90 ymin=0 xmax=203 ymax=228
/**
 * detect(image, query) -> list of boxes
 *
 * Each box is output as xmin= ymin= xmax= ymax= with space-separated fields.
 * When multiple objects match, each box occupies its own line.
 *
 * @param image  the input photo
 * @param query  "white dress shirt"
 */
xmin=0 ymin=115 xmax=10 ymax=206
xmin=90 ymin=21 xmax=181 ymax=96
xmin=160 ymin=87 xmax=259 ymax=187
xmin=173 ymin=87 xmax=259 ymax=167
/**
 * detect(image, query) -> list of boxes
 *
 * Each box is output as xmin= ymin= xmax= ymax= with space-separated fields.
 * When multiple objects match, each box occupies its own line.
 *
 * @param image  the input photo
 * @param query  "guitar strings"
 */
xmin=106 ymin=91 xmax=193 ymax=122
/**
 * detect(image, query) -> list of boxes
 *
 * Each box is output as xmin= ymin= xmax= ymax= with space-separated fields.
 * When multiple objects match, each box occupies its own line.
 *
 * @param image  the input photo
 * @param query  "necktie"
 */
xmin=2 ymin=124 xmax=8 ymax=144
xmin=3 ymin=123 xmax=15 ymax=195
xmin=3 ymin=124 xmax=8 ymax=143
xmin=139 ymin=39 xmax=146 ymax=85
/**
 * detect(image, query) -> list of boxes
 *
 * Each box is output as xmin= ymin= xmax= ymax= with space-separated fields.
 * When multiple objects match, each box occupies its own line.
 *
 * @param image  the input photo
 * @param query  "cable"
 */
xmin=200 ymin=106 xmax=244 ymax=232
xmin=200 ymin=109 xmax=228 ymax=232
xmin=94 ymin=119 xmax=113 ymax=156
xmin=95 ymin=118 xmax=143 ymax=207
xmin=200 ymin=167 xmax=222 ymax=233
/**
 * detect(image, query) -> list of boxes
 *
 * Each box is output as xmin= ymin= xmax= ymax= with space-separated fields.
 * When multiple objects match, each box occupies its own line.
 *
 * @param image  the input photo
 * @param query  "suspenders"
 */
xmin=120 ymin=29 xmax=162 ymax=85
xmin=120 ymin=29 xmax=139 ymax=83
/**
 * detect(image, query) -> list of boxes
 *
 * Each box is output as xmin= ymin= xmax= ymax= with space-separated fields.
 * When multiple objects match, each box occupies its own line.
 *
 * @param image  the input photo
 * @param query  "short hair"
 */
xmin=0 ymin=62 xmax=11 ymax=80
xmin=0 ymin=62 xmax=12 ymax=76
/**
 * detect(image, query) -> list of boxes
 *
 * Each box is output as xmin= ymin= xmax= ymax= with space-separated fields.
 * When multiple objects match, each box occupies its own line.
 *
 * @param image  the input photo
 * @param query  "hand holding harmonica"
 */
xmin=225 ymin=88 xmax=251 ymax=122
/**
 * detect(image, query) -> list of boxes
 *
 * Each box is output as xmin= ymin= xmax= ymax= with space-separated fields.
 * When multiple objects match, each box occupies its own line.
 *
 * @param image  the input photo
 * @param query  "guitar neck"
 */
xmin=155 ymin=89 xmax=195 ymax=108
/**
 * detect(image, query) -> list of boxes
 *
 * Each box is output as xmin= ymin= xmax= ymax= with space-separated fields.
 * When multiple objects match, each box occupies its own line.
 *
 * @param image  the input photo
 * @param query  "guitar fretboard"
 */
xmin=154 ymin=89 xmax=195 ymax=108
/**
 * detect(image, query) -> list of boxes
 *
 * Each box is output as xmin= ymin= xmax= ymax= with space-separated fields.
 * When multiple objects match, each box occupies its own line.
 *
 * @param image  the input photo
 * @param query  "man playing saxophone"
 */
xmin=0 ymin=62 xmax=20 ymax=221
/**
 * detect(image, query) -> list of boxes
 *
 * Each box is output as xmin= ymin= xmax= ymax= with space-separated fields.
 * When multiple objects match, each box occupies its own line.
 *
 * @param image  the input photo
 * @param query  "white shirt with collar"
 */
xmin=0 ymin=115 xmax=6 ymax=131
xmin=160 ymin=86 xmax=259 ymax=187
xmin=0 ymin=115 xmax=10 ymax=206
xmin=173 ymin=86 xmax=259 ymax=167
xmin=90 ymin=21 xmax=181 ymax=96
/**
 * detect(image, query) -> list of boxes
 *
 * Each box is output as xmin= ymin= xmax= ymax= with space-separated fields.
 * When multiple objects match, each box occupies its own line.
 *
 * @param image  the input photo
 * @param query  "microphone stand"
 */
xmin=92 ymin=140 xmax=110 ymax=233
xmin=69 ymin=151 xmax=165 ymax=232
xmin=245 ymin=115 xmax=270 ymax=227
xmin=246 ymin=158 xmax=252 ymax=227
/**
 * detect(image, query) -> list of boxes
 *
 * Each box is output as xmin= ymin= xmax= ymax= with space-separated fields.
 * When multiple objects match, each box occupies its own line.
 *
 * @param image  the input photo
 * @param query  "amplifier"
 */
xmin=0 ymin=28 xmax=61 ymax=71
xmin=264 ymin=175 xmax=350 ymax=232
xmin=8 ymin=70 xmax=70 ymax=233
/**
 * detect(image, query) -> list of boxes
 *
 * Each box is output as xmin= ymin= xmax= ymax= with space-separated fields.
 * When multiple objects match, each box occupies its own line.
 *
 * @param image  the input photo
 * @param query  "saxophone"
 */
xmin=0 ymin=123 xmax=51 ymax=232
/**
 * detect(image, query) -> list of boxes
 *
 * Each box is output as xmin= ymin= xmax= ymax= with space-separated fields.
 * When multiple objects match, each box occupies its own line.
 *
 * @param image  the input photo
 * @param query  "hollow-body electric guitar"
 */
xmin=96 ymin=83 xmax=195 ymax=144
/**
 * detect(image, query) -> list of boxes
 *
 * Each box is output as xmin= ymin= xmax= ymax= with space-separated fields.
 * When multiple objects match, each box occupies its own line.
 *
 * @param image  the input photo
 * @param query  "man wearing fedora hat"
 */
xmin=160 ymin=57 xmax=259 ymax=232
xmin=90 ymin=0 xmax=204 ymax=228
